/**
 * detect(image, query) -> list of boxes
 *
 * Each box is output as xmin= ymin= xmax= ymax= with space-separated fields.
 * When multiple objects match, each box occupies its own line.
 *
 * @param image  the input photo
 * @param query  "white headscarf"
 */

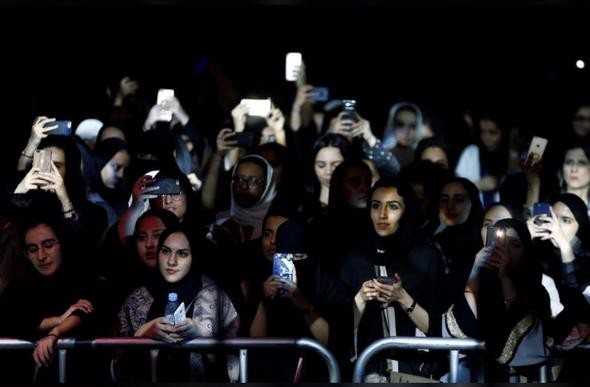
xmin=382 ymin=101 xmax=425 ymax=151
xmin=229 ymin=155 xmax=277 ymax=238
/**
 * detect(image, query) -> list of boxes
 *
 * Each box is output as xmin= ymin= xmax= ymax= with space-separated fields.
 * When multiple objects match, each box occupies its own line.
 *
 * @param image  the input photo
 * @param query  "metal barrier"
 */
xmin=352 ymin=336 xmax=487 ymax=383
xmin=0 ymin=337 xmax=340 ymax=383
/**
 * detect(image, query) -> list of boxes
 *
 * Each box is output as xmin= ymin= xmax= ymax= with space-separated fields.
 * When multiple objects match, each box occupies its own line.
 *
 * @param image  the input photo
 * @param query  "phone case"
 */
xmin=527 ymin=136 xmax=548 ymax=162
xmin=533 ymin=202 xmax=551 ymax=217
xmin=149 ymin=178 xmax=181 ymax=195
xmin=43 ymin=120 xmax=72 ymax=136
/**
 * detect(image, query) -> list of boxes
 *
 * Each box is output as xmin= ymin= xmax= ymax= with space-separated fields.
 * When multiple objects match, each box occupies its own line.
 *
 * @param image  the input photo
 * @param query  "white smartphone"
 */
xmin=240 ymin=98 xmax=272 ymax=117
xmin=526 ymin=136 xmax=548 ymax=165
xmin=157 ymin=89 xmax=174 ymax=122
xmin=285 ymin=52 xmax=302 ymax=82
xmin=173 ymin=302 xmax=186 ymax=325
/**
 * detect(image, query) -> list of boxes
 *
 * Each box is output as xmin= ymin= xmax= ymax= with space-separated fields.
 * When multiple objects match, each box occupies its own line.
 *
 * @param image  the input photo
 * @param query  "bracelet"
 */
xmin=21 ymin=152 xmax=33 ymax=159
xmin=405 ymin=299 xmax=417 ymax=314
xmin=63 ymin=208 xmax=75 ymax=214
xmin=46 ymin=333 xmax=58 ymax=340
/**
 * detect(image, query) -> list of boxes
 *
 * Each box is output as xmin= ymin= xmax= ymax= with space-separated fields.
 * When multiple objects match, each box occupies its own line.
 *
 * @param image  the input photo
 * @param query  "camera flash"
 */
xmin=576 ymin=60 xmax=585 ymax=69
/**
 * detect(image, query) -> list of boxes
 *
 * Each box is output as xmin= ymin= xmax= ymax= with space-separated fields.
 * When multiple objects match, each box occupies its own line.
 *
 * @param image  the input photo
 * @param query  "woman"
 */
xmin=308 ymin=160 xmax=373 ymax=275
xmin=528 ymin=193 xmax=590 ymax=353
xmin=444 ymin=218 xmax=550 ymax=382
xmin=382 ymin=102 xmax=426 ymax=169
xmin=424 ymin=177 xmax=484 ymax=309
xmin=340 ymin=178 xmax=444 ymax=380
xmin=117 ymin=225 xmax=239 ymax=382
xmin=2 ymin=216 xmax=97 ymax=382
xmin=303 ymin=133 xmax=350 ymax=219
xmin=558 ymin=144 xmax=590 ymax=216
xmin=455 ymin=112 xmax=511 ymax=207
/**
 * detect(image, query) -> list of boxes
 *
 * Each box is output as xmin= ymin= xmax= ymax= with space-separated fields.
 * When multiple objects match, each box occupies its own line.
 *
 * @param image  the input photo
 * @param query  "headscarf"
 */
xmin=551 ymin=193 xmax=590 ymax=252
xmin=382 ymin=101 xmax=425 ymax=151
xmin=229 ymin=155 xmax=277 ymax=237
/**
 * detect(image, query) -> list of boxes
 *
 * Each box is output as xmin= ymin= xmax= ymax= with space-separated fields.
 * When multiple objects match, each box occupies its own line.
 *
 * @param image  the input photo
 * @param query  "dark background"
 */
xmin=1 ymin=3 xmax=589 ymax=182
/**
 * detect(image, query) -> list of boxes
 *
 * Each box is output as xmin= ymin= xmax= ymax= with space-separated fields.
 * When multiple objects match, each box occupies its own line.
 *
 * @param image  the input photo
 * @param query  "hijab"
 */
xmin=229 ymin=155 xmax=277 ymax=236
xmin=551 ymin=193 xmax=590 ymax=252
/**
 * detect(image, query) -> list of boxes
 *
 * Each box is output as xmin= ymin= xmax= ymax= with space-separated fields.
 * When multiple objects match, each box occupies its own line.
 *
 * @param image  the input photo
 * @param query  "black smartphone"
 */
xmin=341 ymin=99 xmax=358 ymax=122
xmin=148 ymin=178 xmax=181 ymax=195
xmin=309 ymin=87 xmax=329 ymax=103
xmin=485 ymin=226 xmax=505 ymax=247
xmin=43 ymin=120 xmax=72 ymax=136
xmin=533 ymin=202 xmax=551 ymax=217
xmin=375 ymin=276 xmax=395 ymax=285
xmin=228 ymin=132 xmax=255 ymax=149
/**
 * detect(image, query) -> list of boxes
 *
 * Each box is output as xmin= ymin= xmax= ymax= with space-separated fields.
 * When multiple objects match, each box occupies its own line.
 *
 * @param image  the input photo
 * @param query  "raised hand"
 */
xmin=231 ymin=103 xmax=249 ymax=133
xmin=14 ymin=167 xmax=48 ymax=193
xmin=262 ymin=275 xmax=282 ymax=300
xmin=30 ymin=116 xmax=58 ymax=145
xmin=216 ymin=128 xmax=238 ymax=153
xmin=131 ymin=174 xmax=159 ymax=205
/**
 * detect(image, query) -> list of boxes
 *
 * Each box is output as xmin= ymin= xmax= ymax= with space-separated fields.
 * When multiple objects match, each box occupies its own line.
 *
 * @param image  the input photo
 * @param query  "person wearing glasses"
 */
xmin=1 ymin=214 xmax=97 ymax=382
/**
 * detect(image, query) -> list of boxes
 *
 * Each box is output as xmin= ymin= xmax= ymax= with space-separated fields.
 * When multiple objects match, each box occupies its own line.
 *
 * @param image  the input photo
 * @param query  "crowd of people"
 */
xmin=0 ymin=61 xmax=589 ymax=383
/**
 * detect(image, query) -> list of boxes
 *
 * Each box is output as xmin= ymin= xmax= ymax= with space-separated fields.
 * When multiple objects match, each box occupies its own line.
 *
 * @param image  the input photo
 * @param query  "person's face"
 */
xmin=100 ymin=150 xmax=130 ymax=189
xmin=314 ymin=146 xmax=344 ymax=189
xmin=481 ymin=205 xmax=512 ymax=244
xmin=153 ymin=191 xmax=188 ymax=221
xmin=393 ymin=109 xmax=417 ymax=147
xmin=420 ymin=146 xmax=449 ymax=169
xmin=341 ymin=166 xmax=371 ymax=209
xmin=24 ymin=224 xmax=62 ymax=277
xmin=439 ymin=182 xmax=472 ymax=226
xmin=552 ymin=201 xmax=580 ymax=243
xmin=158 ymin=232 xmax=192 ymax=283
xmin=46 ymin=146 xmax=66 ymax=179
xmin=136 ymin=216 xmax=166 ymax=268
xmin=261 ymin=215 xmax=288 ymax=262
xmin=572 ymin=106 xmax=590 ymax=138
xmin=479 ymin=119 xmax=503 ymax=151
xmin=370 ymin=187 xmax=405 ymax=237
xmin=504 ymin=227 xmax=525 ymax=268
xmin=563 ymin=148 xmax=590 ymax=191
xmin=232 ymin=161 xmax=266 ymax=208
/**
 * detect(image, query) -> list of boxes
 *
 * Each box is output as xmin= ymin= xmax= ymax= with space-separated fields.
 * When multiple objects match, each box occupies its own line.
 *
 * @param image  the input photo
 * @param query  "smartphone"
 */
xmin=342 ymin=99 xmax=359 ymax=122
xmin=227 ymin=132 xmax=255 ymax=148
xmin=485 ymin=226 xmax=505 ymax=247
xmin=33 ymin=149 xmax=53 ymax=173
xmin=375 ymin=276 xmax=395 ymax=285
xmin=526 ymin=136 xmax=548 ymax=165
xmin=240 ymin=98 xmax=272 ymax=117
xmin=285 ymin=52 xmax=302 ymax=82
xmin=148 ymin=178 xmax=181 ymax=195
xmin=309 ymin=87 xmax=329 ymax=103
xmin=157 ymin=89 xmax=174 ymax=121
xmin=533 ymin=202 xmax=551 ymax=217
xmin=43 ymin=120 xmax=72 ymax=136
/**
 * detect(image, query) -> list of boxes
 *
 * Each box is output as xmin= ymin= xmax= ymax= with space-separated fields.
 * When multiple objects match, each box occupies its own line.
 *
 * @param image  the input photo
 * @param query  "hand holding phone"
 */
xmin=147 ymin=178 xmax=181 ymax=195
xmin=227 ymin=132 xmax=255 ymax=149
xmin=308 ymin=87 xmax=329 ymax=103
xmin=374 ymin=276 xmax=395 ymax=285
xmin=342 ymin=99 xmax=359 ymax=122
xmin=525 ymin=136 xmax=548 ymax=168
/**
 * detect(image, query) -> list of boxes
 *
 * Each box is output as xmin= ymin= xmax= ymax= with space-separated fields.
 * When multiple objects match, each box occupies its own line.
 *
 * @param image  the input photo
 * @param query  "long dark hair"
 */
xmin=559 ymin=143 xmax=590 ymax=202
xmin=305 ymin=133 xmax=351 ymax=197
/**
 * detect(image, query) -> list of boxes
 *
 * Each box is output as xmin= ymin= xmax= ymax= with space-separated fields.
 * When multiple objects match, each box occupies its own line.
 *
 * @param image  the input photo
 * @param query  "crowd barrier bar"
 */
xmin=0 ymin=337 xmax=340 ymax=383
xmin=352 ymin=336 xmax=487 ymax=383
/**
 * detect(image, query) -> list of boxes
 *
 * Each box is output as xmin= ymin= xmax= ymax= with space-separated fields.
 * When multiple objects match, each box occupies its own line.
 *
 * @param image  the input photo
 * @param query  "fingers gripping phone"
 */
xmin=43 ymin=120 xmax=72 ymax=136
xmin=375 ymin=276 xmax=395 ymax=285
xmin=533 ymin=202 xmax=552 ymax=230
xmin=526 ymin=136 xmax=548 ymax=165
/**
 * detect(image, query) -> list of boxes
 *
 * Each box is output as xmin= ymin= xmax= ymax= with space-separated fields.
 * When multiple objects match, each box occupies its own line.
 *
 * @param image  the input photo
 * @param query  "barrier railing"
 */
xmin=352 ymin=336 xmax=487 ymax=383
xmin=0 ymin=337 xmax=340 ymax=383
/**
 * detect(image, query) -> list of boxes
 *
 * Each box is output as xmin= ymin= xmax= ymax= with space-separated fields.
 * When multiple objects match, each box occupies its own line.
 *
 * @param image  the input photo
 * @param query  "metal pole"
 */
xmin=150 ymin=349 xmax=158 ymax=382
xmin=539 ymin=364 xmax=547 ymax=382
xmin=58 ymin=349 xmax=67 ymax=383
xmin=239 ymin=349 xmax=248 ymax=383
xmin=296 ymin=338 xmax=341 ymax=383
xmin=449 ymin=350 xmax=459 ymax=383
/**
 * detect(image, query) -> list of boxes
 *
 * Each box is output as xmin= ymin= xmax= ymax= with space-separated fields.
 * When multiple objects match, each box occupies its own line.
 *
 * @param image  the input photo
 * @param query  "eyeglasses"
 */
xmin=232 ymin=176 xmax=266 ymax=189
xmin=393 ymin=120 xmax=416 ymax=130
xmin=157 ymin=193 xmax=184 ymax=202
xmin=574 ymin=115 xmax=590 ymax=123
xmin=25 ymin=239 xmax=59 ymax=256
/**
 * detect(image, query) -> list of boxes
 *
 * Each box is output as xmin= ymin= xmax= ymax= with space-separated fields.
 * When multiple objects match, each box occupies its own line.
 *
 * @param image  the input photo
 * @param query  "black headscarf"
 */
xmin=86 ymin=137 xmax=128 ymax=193
xmin=551 ymin=193 xmax=590 ymax=252
xmin=145 ymin=225 xmax=203 ymax=321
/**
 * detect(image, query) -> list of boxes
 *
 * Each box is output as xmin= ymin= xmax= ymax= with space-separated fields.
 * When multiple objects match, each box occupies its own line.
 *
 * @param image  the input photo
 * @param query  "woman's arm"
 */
xmin=250 ymin=301 xmax=267 ymax=338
